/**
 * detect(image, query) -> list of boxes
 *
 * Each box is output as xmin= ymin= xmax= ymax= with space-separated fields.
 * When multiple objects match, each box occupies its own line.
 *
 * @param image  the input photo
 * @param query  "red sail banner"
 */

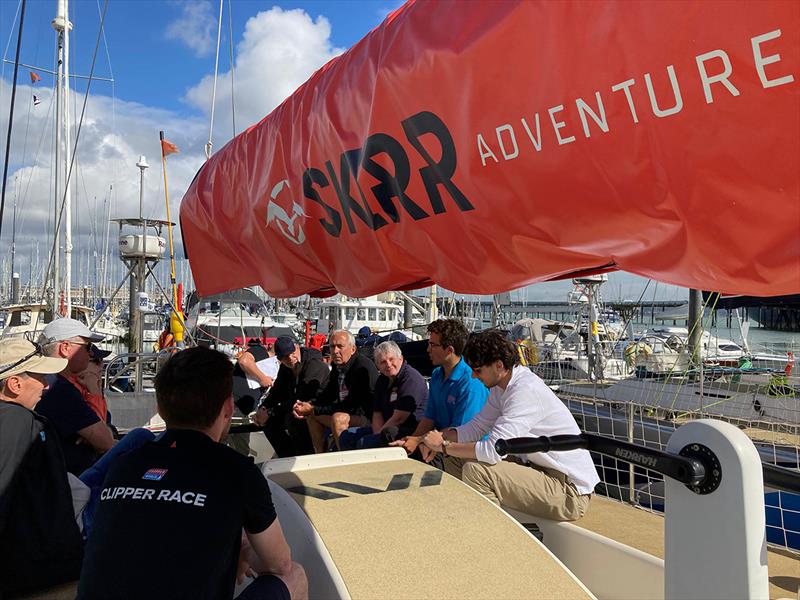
xmin=180 ymin=0 xmax=800 ymax=298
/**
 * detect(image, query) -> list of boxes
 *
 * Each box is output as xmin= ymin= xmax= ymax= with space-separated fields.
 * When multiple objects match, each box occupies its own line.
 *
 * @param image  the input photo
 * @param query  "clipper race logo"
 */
xmin=266 ymin=179 xmax=306 ymax=245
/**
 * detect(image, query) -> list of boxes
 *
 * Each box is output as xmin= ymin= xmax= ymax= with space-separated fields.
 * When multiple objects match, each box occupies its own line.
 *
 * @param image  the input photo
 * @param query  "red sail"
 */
xmin=180 ymin=0 xmax=800 ymax=298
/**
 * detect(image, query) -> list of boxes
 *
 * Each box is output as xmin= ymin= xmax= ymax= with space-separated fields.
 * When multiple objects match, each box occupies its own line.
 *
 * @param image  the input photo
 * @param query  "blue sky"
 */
xmin=0 ymin=0 xmax=396 ymax=115
xmin=0 ymin=0 xmax=686 ymax=302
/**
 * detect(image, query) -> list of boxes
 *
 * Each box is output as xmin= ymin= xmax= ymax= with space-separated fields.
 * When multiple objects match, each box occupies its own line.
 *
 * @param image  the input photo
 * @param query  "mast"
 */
xmin=52 ymin=0 xmax=74 ymax=316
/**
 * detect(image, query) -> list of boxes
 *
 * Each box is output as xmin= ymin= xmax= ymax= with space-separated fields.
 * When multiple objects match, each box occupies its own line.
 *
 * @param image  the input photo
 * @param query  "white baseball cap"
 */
xmin=40 ymin=317 xmax=105 ymax=344
xmin=0 ymin=338 xmax=68 ymax=379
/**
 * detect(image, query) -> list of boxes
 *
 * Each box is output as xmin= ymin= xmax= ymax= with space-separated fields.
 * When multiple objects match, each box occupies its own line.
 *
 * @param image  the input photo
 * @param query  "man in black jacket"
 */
xmin=252 ymin=337 xmax=328 ymax=457
xmin=293 ymin=330 xmax=378 ymax=452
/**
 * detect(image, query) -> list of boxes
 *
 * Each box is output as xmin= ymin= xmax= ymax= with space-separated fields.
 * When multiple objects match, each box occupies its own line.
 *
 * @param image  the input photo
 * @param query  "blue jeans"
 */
xmin=338 ymin=426 xmax=385 ymax=450
xmin=79 ymin=428 xmax=157 ymax=538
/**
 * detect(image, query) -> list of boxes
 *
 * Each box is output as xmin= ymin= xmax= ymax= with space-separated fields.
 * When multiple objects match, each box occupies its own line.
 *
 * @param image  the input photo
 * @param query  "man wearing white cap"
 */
xmin=0 ymin=338 xmax=84 ymax=595
xmin=35 ymin=318 xmax=115 ymax=475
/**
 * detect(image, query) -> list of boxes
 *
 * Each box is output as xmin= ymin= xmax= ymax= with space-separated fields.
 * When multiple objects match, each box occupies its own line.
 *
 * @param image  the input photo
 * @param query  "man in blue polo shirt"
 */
xmin=390 ymin=319 xmax=487 ymax=464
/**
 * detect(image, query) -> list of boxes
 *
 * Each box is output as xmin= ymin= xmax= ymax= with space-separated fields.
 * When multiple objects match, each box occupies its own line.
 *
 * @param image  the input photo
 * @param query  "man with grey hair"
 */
xmin=35 ymin=318 xmax=116 ymax=474
xmin=293 ymin=330 xmax=378 ymax=452
xmin=339 ymin=340 xmax=428 ymax=450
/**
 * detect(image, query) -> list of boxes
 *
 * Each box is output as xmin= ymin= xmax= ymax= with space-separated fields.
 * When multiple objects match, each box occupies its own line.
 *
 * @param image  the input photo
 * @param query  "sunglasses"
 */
xmin=0 ymin=342 xmax=44 ymax=376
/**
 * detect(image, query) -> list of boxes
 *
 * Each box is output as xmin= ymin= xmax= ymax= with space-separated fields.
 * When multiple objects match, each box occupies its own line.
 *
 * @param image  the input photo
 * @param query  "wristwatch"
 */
xmin=442 ymin=439 xmax=452 ymax=455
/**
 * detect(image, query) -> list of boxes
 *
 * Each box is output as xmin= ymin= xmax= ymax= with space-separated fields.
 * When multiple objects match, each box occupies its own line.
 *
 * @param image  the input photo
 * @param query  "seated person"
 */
xmin=390 ymin=318 xmax=488 ymax=462
xmin=293 ymin=330 xmax=378 ymax=452
xmin=36 ymin=318 xmax=116 ymax=475
xmin=339 ymin=340 xmax=427 ymax=450
xmin=77 ymin=347 xmax=308 ymax=600
xmin=252 ymin=336 xmax=329 ymax=457
xmin=0 ymin=339 xmax=82 ymax=596
xmin=420 ymin=330 xmax=600 ymax=522
xmin=233 ymin=339 xmax=280 ymax=416
xmin=75 ymin=344 xmax=115 ymax=428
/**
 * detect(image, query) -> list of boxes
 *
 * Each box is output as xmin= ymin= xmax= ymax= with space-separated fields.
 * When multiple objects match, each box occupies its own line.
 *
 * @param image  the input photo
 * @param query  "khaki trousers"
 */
xmin=447 ymin=456 xmax=591 ymax=522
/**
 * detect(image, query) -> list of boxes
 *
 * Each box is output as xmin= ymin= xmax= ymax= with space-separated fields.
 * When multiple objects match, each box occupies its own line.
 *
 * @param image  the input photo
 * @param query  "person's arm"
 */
xmin=238 ymin=351 xmax=274 ymax=388
xmin=244 ymin=519 xmax=293 ymax=577
xmin=78 ymin=421 xmax=115 ymax=453
xmin=371 ymin=411 xmax=384 ymax=434
xmin=421 ymin=428 xmax=479 ymax=461
xmin=388 ymin=416 xmax=435 ymax=453
xmin=381 ymin=409 xmax=411 ymax=431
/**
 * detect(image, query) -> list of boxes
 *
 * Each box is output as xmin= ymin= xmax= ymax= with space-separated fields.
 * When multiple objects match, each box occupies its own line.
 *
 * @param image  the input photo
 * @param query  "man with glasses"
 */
xmin=390 ymin=319 xmax=487 ymax=462
xmin=0 ymin=338 xmax=84 ymax=595
xmin=36 ymin=318 xmax=116 ymax=475
xmin=420 ymin=330 xmax=599 ymax=521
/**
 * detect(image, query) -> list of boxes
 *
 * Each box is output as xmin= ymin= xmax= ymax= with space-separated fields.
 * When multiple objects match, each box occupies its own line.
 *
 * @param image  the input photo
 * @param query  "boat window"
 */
xmin=346 ymin=307 xmax=356 ymax=320
xmin=9 ymin=310 xmax=30 ymax=326
xmin=368 ymin=308 xmax=377 ymax=320
xmin=357 ymin=309 xmax=367 ymax=320
xmin=378 ymin=308 xmax=387 ymax=321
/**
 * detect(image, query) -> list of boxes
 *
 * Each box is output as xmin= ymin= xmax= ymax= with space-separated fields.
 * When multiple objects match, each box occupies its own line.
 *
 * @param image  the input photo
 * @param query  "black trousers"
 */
xmin=262 ymin=405 xmax=314 ymax=458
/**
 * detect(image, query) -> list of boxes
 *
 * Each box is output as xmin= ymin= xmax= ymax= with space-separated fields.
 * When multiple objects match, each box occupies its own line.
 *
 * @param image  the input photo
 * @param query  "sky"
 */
xmin=0 ymin=0 xmax=687 ymax=304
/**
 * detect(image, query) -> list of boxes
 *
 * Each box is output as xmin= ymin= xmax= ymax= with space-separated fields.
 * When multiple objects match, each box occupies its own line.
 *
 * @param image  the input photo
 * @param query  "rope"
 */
xmin=205 ymin=0 xmax=225 ymax=160
xmin=0 ymin=0 xmax=27 ymax=242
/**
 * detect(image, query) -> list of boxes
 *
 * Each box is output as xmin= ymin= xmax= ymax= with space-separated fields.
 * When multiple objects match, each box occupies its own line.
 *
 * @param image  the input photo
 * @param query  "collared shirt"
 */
xmin=425 ymin=357 xmax=488 ymax=429
xmin=456 ymin=366 xmax=601 ymax=495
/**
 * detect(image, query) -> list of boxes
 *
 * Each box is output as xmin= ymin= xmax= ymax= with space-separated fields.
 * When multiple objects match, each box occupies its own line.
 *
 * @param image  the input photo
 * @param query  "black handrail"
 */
xmin=496 ymin=433 xmax=800 ymax=494
xmin=763 ymin=463 xmax=800 ymax=494
xmin=496 ymin=433 xmax=706 ymax=486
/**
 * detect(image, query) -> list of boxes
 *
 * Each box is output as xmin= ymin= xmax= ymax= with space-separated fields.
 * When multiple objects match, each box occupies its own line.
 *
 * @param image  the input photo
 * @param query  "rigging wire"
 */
xmin=227 ymin=0 xmax=236 ymax=136
xmin=0 ymin=0 xmax=22 ymax=93
xmin=205 ymin=0 xmax=224 ymax=160
xmin=38 ymin=0 xmax=109 ymax=306
xmin=0 ymin=0 xmax=27 ymax=243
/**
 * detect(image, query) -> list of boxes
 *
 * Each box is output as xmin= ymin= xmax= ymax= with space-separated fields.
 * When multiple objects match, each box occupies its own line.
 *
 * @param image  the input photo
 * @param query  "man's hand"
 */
xmin=260 ymin=375 xmax=274 ymax=389
xmin=236 ymin=535 xmax=257 ymax=584
xmin=419 ymin=444 xmax=438 ymax=463
xmin=421 ymin=429 xmax=444 ymax=453
xmin=293 ymin=401 xmax=313 ymax=419
xmin=252 ymin=406 xmax=269 ymax=427
xmin=389 ymin=435 xmax=421 ymax=455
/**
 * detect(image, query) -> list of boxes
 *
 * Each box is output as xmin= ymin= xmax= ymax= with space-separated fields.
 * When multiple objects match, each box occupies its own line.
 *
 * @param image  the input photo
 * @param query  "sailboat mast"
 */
xmin=52 ymin=5 xmax=64 ymax=315
xmin=60 ymin=0 xmax=73 ymax=316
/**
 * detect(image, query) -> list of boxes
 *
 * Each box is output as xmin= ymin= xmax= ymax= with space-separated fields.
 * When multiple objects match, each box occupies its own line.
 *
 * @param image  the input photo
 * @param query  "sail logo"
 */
xmin=266 ymin=179 xmax=306 ymax=245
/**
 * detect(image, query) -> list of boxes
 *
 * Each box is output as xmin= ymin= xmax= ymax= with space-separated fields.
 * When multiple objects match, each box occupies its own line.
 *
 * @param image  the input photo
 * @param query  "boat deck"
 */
xmin=269 ymin=458 xmax=592 ymax=599
xmin=574 ymin=496 xmax=799 ymax=600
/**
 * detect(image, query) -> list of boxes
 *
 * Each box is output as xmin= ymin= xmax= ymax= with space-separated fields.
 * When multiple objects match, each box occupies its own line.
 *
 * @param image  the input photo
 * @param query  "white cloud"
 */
xmin=165 ymin=0 xmax=217 ymax=58
xmin=184 ymin=7 xmax=344 ymax=147
xmin=0 ymin=5 xmax=347 ymax=300
xmin=0 ymin=78 xmax=206 ymax=296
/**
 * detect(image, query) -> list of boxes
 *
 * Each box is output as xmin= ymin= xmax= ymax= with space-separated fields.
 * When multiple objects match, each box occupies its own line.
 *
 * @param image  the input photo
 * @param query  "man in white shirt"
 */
xmin=421 ymin=330 xmax=600 ymax=521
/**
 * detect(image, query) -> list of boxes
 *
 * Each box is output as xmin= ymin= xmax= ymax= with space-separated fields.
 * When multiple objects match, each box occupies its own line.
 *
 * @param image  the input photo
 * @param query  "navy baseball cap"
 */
xmin=274 ymin=336 xmax=297 ymax=358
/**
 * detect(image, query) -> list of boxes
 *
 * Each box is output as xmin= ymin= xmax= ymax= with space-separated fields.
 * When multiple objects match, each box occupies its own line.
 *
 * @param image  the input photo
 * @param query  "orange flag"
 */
xmin=161 ymin=139 xmax=179 ymax=157
xmin=29 ymin=71 xmax=41 ymax=84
